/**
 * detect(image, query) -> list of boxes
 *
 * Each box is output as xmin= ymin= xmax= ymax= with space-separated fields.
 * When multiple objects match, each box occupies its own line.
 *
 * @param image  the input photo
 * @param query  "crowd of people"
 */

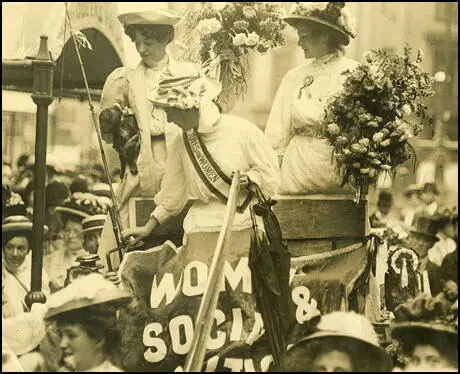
xmin=2 ymin=3 xmax=458 ymax=372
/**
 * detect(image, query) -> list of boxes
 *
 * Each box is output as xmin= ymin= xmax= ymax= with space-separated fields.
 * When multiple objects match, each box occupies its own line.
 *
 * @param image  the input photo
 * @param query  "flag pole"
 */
xmin=184 ymin=171 xmax=240 ymax=372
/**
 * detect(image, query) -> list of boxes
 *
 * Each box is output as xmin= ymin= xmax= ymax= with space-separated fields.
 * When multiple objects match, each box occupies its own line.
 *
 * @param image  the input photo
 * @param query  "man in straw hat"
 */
xmin=81 ymin=214 xmax=106 ymax=255
xmin=97 ymin=7 xmax=199 ymax=269
xmin=391 ymin=289 xmax=458 ymax=371
xmin=44 ymin=273 xmax=132 ymax=371
xmin=275 ymin=311 xmax=392 ymax=372
xmin=417 ymin=182 xmax=441 ymax=217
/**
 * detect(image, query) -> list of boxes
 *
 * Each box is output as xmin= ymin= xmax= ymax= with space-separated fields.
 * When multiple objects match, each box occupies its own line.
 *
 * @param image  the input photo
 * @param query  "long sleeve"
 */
xmin=151 ymin=135 xmax=188 ymax=224
xmin=100 ymin=67 xmax=131 ymax=111
xmin=245 ymin=125 xmax=280 ymax=199
xmin=265 ymin=70 xmax=295 ymax=155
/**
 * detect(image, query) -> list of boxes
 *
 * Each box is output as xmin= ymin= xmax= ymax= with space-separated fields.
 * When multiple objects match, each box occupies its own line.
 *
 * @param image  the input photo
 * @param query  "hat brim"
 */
xmin=289 ymin=334 xmax=392 ymax=372
xmin=2 ymin=221 xmax=49 ymax=236
xmin=82 ymin=226 xmax=104 ymax=234
xmin=118 ymin=11 xmax=182 ymax=27
xmin=391 ymin=322 xmax=458 ymax=344
xmin=55 ymin=207 xmax=90 ymax=220
xmin=44 ymin=288 xmax=132 ymax=320
xmin=283 ymin=15 xmax=351 ymax=46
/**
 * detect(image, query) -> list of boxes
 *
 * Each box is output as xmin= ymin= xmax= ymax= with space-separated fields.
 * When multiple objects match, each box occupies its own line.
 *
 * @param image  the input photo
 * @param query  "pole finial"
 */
xmin=36 ymin=35 xmax=51 ymax=61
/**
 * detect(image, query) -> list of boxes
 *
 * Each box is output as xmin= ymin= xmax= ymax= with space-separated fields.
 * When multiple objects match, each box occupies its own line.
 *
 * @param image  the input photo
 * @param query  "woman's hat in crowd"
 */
xmin=81 ymin=214 xmax=106 ymax=235
xmin=391 ymin=291 xmax=458 ymax=347
xmin=283 ymin=2 xmax=356 ymax=46
xmin=287 ymin=312 xmax=392 ymax=372
xmin=54 ymin=192 xmax=111 ymax=223
xmin=118 ymin=8 xmax=182 ymax=27
xmin=45 ymin=273 xmax=132 ymax=320
xmin=2 ymin=191 xmax=49 ymax=236
xmin=404 ymin=184 xmax=420 ymax=198
xmin=419 ymin=182 xmax=440 ymax=195
xmin=149 ymin=73 xmax=222 ymax=110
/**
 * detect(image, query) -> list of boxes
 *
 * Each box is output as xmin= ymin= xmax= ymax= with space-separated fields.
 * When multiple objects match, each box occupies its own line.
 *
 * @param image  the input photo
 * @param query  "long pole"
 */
xmin=184 ymin=172 xmax=240 ymax=372
xmin=25 ymin=36 xmax=55 ymax=309
xmin=64 ymin=2 xmax=124 ymax=246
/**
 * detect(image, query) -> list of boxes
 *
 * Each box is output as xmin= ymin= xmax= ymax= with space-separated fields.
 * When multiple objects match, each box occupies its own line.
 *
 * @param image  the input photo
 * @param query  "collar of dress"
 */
xmin=143 ymin=53 xmax=170 ymax=71
xmin=311 ymin=50 xmax=342 ymax=67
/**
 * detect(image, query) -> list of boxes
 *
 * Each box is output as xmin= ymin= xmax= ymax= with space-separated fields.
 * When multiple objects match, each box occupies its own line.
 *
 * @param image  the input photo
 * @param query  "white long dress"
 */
xmin=265 ymin=51 xmax=359 ymax=195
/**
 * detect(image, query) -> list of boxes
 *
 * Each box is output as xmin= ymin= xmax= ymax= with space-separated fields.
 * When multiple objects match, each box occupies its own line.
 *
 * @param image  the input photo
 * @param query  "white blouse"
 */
xmin=265 ymin=52 xmax=359 ymax=155
xmin=151 ymin=114 xmax=280 ymax=234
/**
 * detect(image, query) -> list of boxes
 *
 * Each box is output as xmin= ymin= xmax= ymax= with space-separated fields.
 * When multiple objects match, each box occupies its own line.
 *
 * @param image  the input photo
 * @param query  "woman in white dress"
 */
xmin=44 ymin=274 xmax=132 ymax=372
xmin=266 ymin=2 xmax=358 ymax=195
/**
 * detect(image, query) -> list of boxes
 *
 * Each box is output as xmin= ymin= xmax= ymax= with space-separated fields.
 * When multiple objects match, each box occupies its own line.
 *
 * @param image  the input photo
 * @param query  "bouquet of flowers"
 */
xmin=324 ymin=46 xmax=434 ymax=203
xmin=181 ymin=2 xmax=286 ymax=106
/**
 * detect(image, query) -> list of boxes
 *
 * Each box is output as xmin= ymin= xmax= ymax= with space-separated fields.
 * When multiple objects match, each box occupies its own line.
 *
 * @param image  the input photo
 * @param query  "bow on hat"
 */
xmin=150 ymin=74 xmax=222 ymax=133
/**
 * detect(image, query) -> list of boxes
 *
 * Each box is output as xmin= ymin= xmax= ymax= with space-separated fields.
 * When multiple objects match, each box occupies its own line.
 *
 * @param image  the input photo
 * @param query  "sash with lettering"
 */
xmin=183 ymin=129 xmax=253 ymax=214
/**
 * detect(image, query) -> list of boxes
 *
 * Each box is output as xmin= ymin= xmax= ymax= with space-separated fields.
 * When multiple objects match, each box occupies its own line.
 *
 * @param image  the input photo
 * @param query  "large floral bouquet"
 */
xmin=324 ymin=46 xmax=434 ymax=203
xmin=181 ymin=2 xmax=286 ymax=106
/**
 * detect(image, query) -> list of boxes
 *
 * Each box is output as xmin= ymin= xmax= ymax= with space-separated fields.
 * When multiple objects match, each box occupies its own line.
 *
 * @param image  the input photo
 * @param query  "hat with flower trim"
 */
xmin=54 ymin=192 xmax=111 ymax=223
xmin=283 ymin=2 xmax=357 ymax=46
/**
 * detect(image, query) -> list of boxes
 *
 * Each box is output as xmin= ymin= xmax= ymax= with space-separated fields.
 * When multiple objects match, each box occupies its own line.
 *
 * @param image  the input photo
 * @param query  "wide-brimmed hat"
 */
xmin=54 ymin=192 xmax=111 ymax=223
xmin=419 ymin=182 xmax=440 ymax=195
xmin=45 ymin=273 xmax=132 ymax=320
xmin=283 ymin=2 xmax=356 ymax=46
xmin=391 ymin=291 xmax=458 ymax=347
xmin=2 ymin=215 xmax=49 ymax=236
xmin=404 ymin=184 xmax=420 ymax=198
xmin=149 ymin=74 xmax=222 ymax=110
xmin=90 ymin=183 xmax=111 ymax=199
xmin=287 ymin=312 xmax=392 ymax=372
xmin=81 ymin=214 xmax=106 ymax=234
xmin=118 ymin=8 xmax=182 ymax=27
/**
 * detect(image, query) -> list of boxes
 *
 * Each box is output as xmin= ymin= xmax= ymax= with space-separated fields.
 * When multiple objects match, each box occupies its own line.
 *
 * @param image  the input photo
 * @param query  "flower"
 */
xmin=327 ymin=123 xmax=341 ymax=136
xmin=343 ymin=148 xmax=351 ymax=155
xmin=381 ymin=165 xmax=392 ymax=171
xmin=246 ymin=32 xmax=260 ymax=47
xmin=301 ymin=2 xmax=329 ymax=13
xmin=352 ymin=162 xmax=361 ymax=169
xmin=336 ymin=136 xmax=348 ymax=145
xmin=434 ymin=71 xmax=446 ymax=83
xmin=370 ymin=159 xmax=382 ymax=166
xmin=242 ymin=6 xmax=257 ymax=19
xmin=367 ymin=121 xmax=379 ymax=128
xmin=350 ymin=144 xmax=362 ymax=153
xmin=363 ymin=50 xmax=373 ymax=63
xmin=360 ymin=168 xmax=370 ymax=175
xmin=368 ymin=152 xmax=377 ymax=158
xmin=359 ymin=138 xmax=370 ymax=147
xmin=372 ymin=132 xmax=385 ymax=143
xmin=212 ymin=2 xmax=227 ymax=11
xmin=197 ymin=18 xmax=222 ymax=35
xmin=402 ymin=104 xmax=412 ymax=116
xmin=232 ymin=33 xmax=248 ymax=46
xmin=337 ymin=6 xmax=357 ymax=37
xmin=381 ymin=139 xmax=391 ymax=147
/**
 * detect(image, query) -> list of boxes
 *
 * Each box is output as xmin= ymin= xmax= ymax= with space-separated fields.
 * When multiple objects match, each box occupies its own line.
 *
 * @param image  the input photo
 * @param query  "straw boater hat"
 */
xmin=285 ymin=312 xmax=392 ymax=372
xmin=45 ymin=273 xmax=132 ymax=320
xmin=391 ymin=291 xmax=458 ymax=349
xmin=118 ymin=8 xmax=182 ymax=27
xmin=283 ymin=2 xmax=357 ymax=46
xmin=81 ymin=214 xmax=106 ymax=235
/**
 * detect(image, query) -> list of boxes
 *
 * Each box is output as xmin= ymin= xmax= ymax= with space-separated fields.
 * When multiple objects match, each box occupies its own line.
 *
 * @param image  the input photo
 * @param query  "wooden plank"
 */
xmin=287 ymin=238 xmax=363 ymax=257
xmin=272 ymin=195 xmax=366 ymax=240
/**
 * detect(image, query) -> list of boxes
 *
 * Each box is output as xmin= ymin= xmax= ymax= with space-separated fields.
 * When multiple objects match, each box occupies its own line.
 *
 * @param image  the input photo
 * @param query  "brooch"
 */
xmin=298 ymin=75 xmax=314 ymax=99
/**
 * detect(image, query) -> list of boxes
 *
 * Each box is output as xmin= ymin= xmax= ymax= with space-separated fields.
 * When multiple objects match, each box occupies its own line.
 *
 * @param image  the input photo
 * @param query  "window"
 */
xmin=435 ymin=3 xmax=458 ymax=22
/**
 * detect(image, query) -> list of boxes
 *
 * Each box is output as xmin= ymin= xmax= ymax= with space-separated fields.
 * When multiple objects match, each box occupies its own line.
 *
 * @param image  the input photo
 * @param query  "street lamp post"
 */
xmin=25 ymin=36 xmax=56 ymax=308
